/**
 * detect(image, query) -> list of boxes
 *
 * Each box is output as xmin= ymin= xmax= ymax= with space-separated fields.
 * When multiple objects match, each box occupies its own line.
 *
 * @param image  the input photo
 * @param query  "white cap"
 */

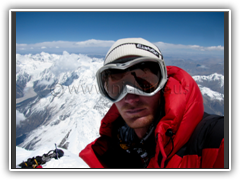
xmin=104 ymin=38 xmax=163 ymax=65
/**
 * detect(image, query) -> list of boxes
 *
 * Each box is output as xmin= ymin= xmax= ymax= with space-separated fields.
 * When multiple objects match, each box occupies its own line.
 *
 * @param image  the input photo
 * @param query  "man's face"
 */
xmin=115 ymin=91 xmax=161 ymax=130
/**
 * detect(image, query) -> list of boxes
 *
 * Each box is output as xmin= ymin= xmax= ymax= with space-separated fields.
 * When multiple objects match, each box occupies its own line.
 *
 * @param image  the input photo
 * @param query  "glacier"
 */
xmin=16 ymin=52 xmax=113 ymax=165
xmin=15 ymin=52 xmax=224 ymax=168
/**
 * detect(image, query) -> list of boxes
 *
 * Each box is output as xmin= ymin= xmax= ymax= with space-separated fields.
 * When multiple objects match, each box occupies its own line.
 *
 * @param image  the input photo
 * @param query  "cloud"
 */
xmin=205 ymin=45 xmax=224 ymax=51
xmin=16 ymin=39 xmax=115 ymax=55
xmin=154 ymin=41 xmax=224 ymax=60
xmin=37 ymin=79 xmax=55 ymax=86
xmin=75 ymin=39 xmax=115 ymax=47
xmin=50 ymin=51 xmax=91 ymax=77
xmin=154 ymin=41 xmax=224 ymax=52
xmin=16 ymin=39 xmax=224 ymax=60
xmin=16 ymin=110 xmax=26 ymax=127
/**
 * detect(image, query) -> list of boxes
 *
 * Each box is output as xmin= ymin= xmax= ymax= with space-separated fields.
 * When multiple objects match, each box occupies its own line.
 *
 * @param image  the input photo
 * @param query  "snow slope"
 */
xmin=197 ymin=85 xmax=224 ymax=101
xmin=16 ymin=146 xmax=88 ymax=168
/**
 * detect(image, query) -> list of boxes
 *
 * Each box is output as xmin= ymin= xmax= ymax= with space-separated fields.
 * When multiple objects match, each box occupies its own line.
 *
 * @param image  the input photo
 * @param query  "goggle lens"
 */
xmin=101 ymin=61 xmax=162 ymax=100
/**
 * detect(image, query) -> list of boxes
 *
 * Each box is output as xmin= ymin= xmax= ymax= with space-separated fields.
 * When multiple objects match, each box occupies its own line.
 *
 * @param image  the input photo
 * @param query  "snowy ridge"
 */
xmin=193 ymin=73 xmax=224 ymax=87
xmin=198 ymin=85 xmax=224 ymax=101
xmin=192 ymin=73 xmax=224 ymax=101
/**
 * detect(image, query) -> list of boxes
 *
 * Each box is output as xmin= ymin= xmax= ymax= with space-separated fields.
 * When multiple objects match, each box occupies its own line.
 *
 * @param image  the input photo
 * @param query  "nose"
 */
xmin=124 ymin=93 xmax=140 ymax=105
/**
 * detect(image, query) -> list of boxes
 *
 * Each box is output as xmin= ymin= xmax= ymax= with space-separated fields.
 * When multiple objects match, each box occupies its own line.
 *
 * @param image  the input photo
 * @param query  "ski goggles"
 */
xmin=96 ymin=57 xmax=167 ymax=102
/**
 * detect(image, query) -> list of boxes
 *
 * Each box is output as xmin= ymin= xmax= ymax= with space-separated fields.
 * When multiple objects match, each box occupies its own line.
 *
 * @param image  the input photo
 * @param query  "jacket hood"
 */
xmin=98 ymin=66 xmax=204 ymax=167
xmin=154 ymin=66 xmax=204 ymax=165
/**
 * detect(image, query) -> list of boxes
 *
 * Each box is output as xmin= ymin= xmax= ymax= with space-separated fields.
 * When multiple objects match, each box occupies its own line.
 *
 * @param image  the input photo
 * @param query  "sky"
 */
xmin=16 ymin=11 xmax=225 ymax=60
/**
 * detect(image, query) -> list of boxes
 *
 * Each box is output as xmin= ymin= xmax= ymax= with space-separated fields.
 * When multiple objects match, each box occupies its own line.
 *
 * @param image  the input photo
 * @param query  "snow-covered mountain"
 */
xmin=193 ymin=73 xmax=224 ymax=115
xmin=16 ymin=52 xmax=112 ymax=154
xmin=193 ymin=73 xmax=224 ymax=94
xmin=15 ymin=52 xmax=224 ymax=168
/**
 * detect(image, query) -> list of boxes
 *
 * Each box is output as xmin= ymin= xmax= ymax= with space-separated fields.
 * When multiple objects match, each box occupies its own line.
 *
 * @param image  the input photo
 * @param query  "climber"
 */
xmin=79 ymin=38 xmax=224 ymax=168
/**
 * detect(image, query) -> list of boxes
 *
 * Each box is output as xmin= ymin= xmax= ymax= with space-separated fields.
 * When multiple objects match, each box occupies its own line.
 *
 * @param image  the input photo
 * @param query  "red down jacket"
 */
xmin=79 ymin=66 xmax=224 ymax=168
